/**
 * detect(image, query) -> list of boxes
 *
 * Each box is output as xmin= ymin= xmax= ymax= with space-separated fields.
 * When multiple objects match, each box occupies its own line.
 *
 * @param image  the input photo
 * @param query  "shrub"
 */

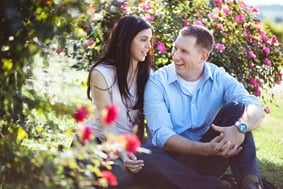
xmin=64 ymin=0 xmax=282 ymax=107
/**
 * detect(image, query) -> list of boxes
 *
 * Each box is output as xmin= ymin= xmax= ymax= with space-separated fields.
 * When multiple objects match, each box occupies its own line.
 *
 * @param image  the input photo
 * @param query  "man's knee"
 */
xmin=213 ymin=101 xmax=245 ymax=126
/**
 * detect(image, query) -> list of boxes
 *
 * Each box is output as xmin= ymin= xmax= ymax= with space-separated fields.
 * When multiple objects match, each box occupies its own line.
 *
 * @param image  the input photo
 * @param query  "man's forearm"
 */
xmin=241 ymin=104 xmax=264 ymax=131
xmin=163 ymin=135 xmax=209 ymax=156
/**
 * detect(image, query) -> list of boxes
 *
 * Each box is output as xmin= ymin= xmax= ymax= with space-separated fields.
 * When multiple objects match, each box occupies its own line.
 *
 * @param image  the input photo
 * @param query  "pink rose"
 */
xmin=214 ymin=43 xmax=226 ymax=52
xmin=248 ymin=51 xmax=256 ymax=59
xmin=264 ymin=107 xmax=270 ymax=114
xmin=86 ymin=39 xmax=95 ymax=46
xmin=235 ymin=14 xmax=244 ymax=23
xmin=157 ymin=41 xmax=167 ymax=54
xmin=264 ymin=58 xmax=272 ymax=66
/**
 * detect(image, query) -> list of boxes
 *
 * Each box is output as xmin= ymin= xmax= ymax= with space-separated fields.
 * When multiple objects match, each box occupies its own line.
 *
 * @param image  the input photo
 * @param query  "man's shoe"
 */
xmin=241 ymin=175 xmax=263 ymax=189
xmin=221 ymin=180 xmax=233 ymax=189
xmin=221 ymin=174 xmax=238 ymax=189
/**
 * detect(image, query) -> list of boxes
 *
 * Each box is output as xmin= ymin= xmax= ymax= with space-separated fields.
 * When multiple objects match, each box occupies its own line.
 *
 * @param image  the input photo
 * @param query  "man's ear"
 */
xmin=201 ymin=51 xmax=209 ymax=62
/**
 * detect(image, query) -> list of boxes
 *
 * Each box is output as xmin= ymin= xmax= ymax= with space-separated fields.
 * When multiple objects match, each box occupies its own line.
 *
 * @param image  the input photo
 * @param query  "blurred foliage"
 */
xmin=1 ymin=0 xmax=283 ymax=188
xmin=262 ymin=20 xmax=283 ymax=42
xmin=0 ymin=120 xmax=118 ymax=188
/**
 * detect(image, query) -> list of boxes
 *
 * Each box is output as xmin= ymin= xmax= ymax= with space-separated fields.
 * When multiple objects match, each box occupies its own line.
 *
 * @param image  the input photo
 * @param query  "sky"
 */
xmin=246 ymin=0 xmax=283 ymax=5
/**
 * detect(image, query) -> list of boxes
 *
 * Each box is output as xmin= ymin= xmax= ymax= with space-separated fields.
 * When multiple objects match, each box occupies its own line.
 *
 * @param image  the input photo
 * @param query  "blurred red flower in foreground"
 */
xmin=124 ymin=133 xmax=141 ymax=153
xmin=101 ymin=170 xmax=118 ymax=186
xmin=101 ymin=104 xmax=120 ymax=125
xmin=79 ymin=125 xmax=93 ymax=142
xmin=74 ymin=105 xmax=89 ymax=122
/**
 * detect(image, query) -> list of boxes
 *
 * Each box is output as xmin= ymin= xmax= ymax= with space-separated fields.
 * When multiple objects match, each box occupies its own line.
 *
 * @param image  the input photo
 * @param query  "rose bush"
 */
xmin=62 ymin=0 xmax=282 ymax=110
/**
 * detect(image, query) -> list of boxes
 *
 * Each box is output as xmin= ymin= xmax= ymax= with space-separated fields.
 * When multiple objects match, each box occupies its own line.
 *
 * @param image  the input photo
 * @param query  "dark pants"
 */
xmin=135 ymin=101 xmax=262 ymax=189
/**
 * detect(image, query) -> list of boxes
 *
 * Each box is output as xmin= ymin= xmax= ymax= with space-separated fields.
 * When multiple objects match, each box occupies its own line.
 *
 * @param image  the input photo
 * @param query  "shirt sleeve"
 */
xmin=143 ymin=74 xmax=176 ymax=148
xmin=221 ymin=70 xmax=262 ymax=107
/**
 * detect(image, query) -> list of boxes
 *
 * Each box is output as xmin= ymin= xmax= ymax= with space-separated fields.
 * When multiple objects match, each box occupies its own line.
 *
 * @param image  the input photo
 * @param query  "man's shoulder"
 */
xmin=205 ymin=62 xmax=228 ymax=79
xmin=151 ymin=63 xmax=173 ymax=76
xmin=149 ymin=64 xmax=175 ymax=84
xmin=206 ymin=62 xmax=225 ymax=72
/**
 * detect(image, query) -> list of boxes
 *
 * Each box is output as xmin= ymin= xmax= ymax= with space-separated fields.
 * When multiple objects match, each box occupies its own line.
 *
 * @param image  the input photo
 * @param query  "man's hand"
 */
xmin=208 ymin=124 xmax=245 ymax=158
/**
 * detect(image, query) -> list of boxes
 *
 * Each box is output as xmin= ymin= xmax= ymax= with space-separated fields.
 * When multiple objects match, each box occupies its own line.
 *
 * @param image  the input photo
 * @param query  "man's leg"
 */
xmin=192 ymin=101 xmax=245 ymax=176
xmin=229 ymin=132 xmax=262 ymax=186
xmin=197 ymin=101 xmax=262 ymax=187
xmin=135 ymin=143 xmax=230 ymax=189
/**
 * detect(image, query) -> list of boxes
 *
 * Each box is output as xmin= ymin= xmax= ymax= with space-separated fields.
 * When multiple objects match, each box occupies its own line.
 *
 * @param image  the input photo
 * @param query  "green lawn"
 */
xmin=253 ymin=92 xmax=283 ymax=189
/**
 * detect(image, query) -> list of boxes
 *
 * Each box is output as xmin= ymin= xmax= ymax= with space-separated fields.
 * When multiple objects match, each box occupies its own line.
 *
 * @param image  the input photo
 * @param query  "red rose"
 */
xmin=74 ymin=105 xmax=89 ymax=122
xmin=101 ymin=170 xmax=118 ymax=186
xmin=101 ymin=104 xmax=120 ymax=125
xmin=124 ymin=133 xmax=141 ymax=153
xmin=79 ymin=125 xmax=93 ymax=142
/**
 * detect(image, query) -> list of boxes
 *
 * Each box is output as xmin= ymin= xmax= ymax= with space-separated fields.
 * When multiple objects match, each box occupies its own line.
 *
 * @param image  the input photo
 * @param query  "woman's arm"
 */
xmin=90 ymin=69 xmax=112 ymax=112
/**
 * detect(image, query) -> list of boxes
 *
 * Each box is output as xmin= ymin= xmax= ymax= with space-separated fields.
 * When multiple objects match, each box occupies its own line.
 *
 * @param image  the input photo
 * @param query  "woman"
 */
xmin=86 ymin=15 xmax=153 ymax=187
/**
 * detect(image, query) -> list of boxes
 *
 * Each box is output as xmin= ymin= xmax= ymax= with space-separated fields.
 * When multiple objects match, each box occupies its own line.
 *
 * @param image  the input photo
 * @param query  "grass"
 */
xmin=253 ymin=92 xmax=283 ymax=189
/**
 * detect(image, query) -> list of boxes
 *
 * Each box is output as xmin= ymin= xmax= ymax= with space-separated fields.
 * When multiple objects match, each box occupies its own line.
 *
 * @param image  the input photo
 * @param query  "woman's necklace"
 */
xmin=126 ymin=108 xmax=135 ymax=125
xmin=126 ymin=69 xmax=138 ymax=126
xmin=127 ymin=69 xmax=137 ymax=89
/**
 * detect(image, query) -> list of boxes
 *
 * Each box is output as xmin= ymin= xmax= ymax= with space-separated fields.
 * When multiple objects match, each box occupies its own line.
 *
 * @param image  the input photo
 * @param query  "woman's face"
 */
xmin=130 ymin=28 xmax=152 ymax=65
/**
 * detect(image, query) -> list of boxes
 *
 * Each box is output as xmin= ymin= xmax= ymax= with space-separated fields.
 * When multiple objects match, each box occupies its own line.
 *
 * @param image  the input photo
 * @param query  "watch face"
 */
xmin=239 ymin=123 xmax=247 ymax=133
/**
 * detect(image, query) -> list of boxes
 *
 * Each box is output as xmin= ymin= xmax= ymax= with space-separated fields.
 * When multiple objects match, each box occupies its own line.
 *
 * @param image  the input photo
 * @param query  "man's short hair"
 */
xmin=180 ymin=25 xmax=215 ymax=53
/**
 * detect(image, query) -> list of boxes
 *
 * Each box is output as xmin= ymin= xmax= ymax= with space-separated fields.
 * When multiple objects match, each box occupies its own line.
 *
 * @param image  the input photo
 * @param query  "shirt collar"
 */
xmin=167 ymin=62 xmax=213 ymax=84
xmin=168 ymin=63 xmax=178 ymax=84
xmin=202 ymin=62 xmax=213 ymax=81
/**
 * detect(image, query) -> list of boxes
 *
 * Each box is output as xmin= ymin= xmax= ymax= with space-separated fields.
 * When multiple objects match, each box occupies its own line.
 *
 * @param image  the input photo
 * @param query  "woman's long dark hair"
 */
xmin=87 ymin=15 xmax=153 ymax=140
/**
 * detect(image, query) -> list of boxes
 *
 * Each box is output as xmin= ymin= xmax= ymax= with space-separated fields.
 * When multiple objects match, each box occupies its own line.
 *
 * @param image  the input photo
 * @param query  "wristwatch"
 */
xmin=234 ymin=121 xmax=248 ymax=134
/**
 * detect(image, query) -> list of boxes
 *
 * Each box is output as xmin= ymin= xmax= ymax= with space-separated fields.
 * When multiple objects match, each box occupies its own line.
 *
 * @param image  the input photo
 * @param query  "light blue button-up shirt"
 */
xmin=144 ymin=62 xmax=262 ymax=148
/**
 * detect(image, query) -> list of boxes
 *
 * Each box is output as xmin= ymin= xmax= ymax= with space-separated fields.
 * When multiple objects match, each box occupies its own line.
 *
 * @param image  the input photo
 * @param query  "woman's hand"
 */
xmin=122 ymin=152 xmax=144 ymax=173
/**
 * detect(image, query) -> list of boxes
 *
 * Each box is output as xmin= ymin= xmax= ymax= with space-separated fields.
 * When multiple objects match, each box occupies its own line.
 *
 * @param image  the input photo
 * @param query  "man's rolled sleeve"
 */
xmin=222 ymin=72 xmax=262 ymax=108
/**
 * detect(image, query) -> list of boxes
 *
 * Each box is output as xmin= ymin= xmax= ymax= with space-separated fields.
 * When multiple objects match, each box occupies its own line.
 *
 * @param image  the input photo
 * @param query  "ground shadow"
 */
xmin=258 ymin=158 xmax=283 ymax=189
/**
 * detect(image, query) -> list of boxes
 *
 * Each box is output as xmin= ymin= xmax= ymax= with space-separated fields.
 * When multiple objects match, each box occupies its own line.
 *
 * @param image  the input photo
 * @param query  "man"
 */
xmin=136 ymin=25 xmax=264 ymax=189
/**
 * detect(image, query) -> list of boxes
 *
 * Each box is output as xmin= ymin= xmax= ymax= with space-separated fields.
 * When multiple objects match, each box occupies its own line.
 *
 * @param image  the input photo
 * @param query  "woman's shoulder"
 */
xmin=93 ymin=63 xmax=115 ymax=74
xmin=92 ymin=63 xmax=115 ymax=78
xmin=91 ymin=63 xmax=116 ymax=88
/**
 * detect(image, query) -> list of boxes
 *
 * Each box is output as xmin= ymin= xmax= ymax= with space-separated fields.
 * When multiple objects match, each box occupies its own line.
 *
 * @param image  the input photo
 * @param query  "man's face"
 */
xmin=172 ymin=34 xmax=207 ymax=81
